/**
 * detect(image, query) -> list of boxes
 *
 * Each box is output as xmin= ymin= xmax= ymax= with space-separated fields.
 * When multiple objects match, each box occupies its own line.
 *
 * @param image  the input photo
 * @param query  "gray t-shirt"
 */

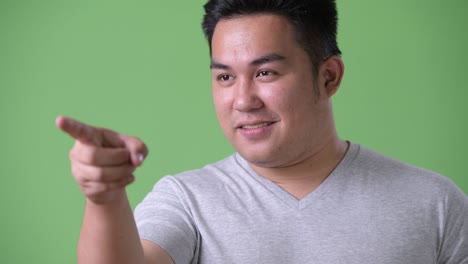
xmin=134 ymin=144 xmax=468 ymax=264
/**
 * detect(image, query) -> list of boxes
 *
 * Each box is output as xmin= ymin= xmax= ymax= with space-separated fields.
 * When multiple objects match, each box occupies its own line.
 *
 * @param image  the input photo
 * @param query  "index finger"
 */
xmin=55 ymin=116 xmax=101 ymax=146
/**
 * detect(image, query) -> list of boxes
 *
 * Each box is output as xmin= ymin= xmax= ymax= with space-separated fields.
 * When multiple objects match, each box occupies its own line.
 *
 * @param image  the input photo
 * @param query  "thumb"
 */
xmin=119 ymin=134 xmax=149 ymax=167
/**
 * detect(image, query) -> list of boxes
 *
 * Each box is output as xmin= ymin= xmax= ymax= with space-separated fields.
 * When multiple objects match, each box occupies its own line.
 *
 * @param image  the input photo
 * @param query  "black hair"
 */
xmin=202 ymin=0 xmax=341 ymax=73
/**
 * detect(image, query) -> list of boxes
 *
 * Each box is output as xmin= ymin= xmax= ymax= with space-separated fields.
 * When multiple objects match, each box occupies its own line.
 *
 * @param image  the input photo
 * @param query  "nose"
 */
xmin=233 ymin=78 xmax=263 ymax=112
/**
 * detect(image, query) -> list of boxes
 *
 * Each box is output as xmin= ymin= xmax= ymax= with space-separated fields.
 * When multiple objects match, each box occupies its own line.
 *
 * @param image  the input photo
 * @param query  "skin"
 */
xmin=55 ymin=116 xmax=173 ymax=264
xmin=211 ymin=14 xmax=347 ymax=198
xmin=56 ymin=13 xmax=346 ymax=264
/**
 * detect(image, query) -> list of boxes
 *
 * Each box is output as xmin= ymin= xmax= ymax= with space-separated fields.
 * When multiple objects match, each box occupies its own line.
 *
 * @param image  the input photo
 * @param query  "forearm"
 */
xmin=77 ymin=190 xmax=144 ymax=264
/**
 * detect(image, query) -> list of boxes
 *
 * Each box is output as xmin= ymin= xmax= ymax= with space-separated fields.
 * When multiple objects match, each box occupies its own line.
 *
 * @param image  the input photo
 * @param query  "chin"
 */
xmin=237 ymin=148 xmax=281 ymax=168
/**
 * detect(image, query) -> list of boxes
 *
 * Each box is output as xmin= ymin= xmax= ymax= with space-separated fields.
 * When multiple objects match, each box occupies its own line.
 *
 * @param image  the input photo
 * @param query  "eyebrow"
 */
xmin=210 ymin=53 xmax=286 ymax=70
xmin=251 ymin=53 xmax=286 ymax=66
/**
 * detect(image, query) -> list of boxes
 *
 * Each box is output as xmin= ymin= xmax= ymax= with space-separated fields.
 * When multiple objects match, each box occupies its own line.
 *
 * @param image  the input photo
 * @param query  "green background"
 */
xmin=1 ymin=0 xmax=467 ymax=262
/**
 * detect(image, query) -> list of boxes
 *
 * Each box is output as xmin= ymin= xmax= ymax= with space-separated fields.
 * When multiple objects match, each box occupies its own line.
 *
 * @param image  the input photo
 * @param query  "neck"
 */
xmin=250 ymin=137 xmax=349 ymax=200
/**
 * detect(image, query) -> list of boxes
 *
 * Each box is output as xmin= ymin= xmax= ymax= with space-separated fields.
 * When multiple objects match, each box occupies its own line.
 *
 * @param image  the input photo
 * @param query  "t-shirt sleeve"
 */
xmin=437 ymin=180 xmax=468 ymax=264
xmin=134 ymin=176 xmax=199 ymax=264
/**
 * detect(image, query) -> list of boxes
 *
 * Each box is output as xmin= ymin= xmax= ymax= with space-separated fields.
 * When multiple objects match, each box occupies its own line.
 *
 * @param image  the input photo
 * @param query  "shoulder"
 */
xmin=341 ymin=144 xmax=467 ymax=214
xmin=344 ymin=144 xmax=468 ymax=225
xmin=136 ymin=153 xmax=247 ymax=219
xmin=345 ymin=144 xmax=468 ymax=261
xmin=352 ymin=144 xmax=460 ymax=193
xmin=152 ymin=153 xmax=247 ymax=196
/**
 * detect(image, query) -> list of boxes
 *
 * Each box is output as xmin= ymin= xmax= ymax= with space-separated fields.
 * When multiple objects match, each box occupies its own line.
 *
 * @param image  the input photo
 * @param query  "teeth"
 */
xmin=242 ymin=122 xmax=270 ymax=129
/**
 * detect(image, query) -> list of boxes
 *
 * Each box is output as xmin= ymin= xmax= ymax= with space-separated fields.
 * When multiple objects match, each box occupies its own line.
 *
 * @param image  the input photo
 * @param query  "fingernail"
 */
xmin=138 ymin=154 xmax=145 ymax=163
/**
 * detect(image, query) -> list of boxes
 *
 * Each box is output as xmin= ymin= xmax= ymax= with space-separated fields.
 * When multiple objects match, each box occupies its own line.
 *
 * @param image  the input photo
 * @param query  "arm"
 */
xmin=79 ymin=192 xmax=145 ymax=263
xmin=79 ymin=193 xmax=173 ymax=264
xmin=437 ymin=181 xmax=468 ymax=264
xmin=56 ymin=116 xmax=173 ymax=264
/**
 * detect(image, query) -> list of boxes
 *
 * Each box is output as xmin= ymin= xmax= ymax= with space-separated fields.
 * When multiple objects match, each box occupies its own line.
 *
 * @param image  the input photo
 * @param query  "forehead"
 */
xmin=211 ymin=14 xmax=302 ymax=64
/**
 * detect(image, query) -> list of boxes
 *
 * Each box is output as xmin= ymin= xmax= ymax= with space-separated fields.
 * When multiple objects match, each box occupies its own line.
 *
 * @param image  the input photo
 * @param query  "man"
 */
xmin=56 ymin=0 xmax=468 ymax=263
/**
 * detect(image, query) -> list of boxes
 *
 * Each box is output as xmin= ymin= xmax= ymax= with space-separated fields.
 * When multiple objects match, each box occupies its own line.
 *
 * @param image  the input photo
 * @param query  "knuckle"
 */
xmin=70 ymin=163 xmax=79 ymax=177
xmin=79 ymin=183 xmax=92 ymax=196
xmin=70 ymin=162 xmax=84 ymax=180
xmin=69 ymin=146 xmax=78 ymax=160
xmin=72 ymin=172 xmax=88 ymax=190
xmin=83 ymin=147 xmax=99 ymax=164
xmin=90 ymin=168 xmax=107 ymax=181
xmin=69 ymin=141 xmax=96 ymax=163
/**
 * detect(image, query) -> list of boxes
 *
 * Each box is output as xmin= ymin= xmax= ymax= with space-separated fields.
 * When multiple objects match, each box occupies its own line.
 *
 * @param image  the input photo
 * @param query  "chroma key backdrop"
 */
xmin=1 ymin=0 xmax=467 ymax=263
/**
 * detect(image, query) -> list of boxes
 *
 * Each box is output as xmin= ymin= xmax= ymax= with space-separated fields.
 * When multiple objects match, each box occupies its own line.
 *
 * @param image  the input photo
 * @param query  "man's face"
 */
xmin=211 ymin=14 xmax=335 ymax=169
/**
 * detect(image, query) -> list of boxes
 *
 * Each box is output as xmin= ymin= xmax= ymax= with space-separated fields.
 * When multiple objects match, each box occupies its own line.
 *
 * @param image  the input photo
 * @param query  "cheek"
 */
xmin=213 ymin=89 xmax=228 ymax=109
xmin=264 ymin=81 xmax=316 ymax=126
xmin=212 ymin=89 xmax=232 ymax=126
xmin=261 ymin=81 xmax=309 ymax=112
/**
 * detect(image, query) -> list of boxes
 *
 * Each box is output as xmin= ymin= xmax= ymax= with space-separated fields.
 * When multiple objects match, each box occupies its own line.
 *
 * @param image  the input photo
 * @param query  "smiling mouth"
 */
xmin=240 ymin=122 xmax=274 ymax=130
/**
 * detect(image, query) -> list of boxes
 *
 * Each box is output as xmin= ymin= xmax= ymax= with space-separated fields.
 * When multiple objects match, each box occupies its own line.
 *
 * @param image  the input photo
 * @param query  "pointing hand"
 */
xmin=56 ymin=116 xmax=148 ymax=204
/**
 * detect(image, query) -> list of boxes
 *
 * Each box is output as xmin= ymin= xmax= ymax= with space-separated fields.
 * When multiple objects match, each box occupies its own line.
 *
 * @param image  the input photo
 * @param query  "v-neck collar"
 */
xmin=235 ymin=143 xmax=360 ymax=211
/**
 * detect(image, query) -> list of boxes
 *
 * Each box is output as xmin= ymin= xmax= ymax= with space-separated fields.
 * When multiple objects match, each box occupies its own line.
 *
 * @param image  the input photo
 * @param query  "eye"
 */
xmin=255 ymin=70 xmax=279 ymax=82
xmin=256 ymin=70 xmax=275 ymax=78
xmin=217 ymin=74 xmax=234 ymax=82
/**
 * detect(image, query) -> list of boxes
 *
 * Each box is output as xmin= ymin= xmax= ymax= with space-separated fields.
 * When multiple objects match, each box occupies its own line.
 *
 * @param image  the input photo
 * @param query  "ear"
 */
xmin=319 ymin=56 xmax=344 ymax=98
